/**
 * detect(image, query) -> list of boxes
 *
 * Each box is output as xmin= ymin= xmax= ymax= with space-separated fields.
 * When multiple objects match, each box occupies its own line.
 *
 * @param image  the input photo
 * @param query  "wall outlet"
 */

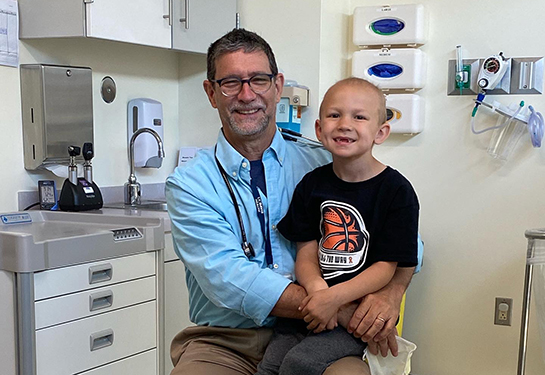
xmin=494 ymin=297 xmax=513 ymax=326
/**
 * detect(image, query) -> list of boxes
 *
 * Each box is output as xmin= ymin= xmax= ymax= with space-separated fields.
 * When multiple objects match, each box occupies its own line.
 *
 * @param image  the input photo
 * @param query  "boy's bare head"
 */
xmin=319 ymin=78 xmax=387 ymax=126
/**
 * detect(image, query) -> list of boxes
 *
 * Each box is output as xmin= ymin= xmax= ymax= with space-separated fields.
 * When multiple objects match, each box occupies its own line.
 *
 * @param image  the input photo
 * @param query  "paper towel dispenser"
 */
xmin=20 ymin=64 xmax=94 ymax=170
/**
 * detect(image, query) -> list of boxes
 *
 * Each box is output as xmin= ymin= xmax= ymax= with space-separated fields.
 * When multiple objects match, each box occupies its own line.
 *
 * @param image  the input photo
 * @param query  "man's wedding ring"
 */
xmin=376 ymin=316 xmax=386 ymax=323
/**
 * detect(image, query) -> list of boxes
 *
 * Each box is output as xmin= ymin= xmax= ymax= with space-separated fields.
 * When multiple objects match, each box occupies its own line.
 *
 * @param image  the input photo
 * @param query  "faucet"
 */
xmin=125 ymin=128 xmax=165 ymax=206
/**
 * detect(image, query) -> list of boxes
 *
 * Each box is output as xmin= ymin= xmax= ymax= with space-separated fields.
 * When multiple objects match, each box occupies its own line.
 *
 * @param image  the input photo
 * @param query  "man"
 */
xmin=165 ymin=28 xmax=415 ymax=375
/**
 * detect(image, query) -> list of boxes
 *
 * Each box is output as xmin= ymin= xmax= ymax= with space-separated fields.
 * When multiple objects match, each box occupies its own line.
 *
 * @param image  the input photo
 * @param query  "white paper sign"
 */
xmin=0 ymin=0 xmax=18 ymax=67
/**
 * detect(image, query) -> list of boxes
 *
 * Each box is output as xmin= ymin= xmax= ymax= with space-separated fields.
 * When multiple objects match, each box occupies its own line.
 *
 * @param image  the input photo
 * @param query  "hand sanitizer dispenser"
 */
xmin=127 ymin=98 xmax=164 ymax=168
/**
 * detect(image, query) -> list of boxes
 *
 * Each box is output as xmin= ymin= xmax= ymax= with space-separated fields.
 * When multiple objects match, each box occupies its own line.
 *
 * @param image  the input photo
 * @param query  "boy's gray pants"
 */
xmin=256 ymin=318 xmax=367 ymax=375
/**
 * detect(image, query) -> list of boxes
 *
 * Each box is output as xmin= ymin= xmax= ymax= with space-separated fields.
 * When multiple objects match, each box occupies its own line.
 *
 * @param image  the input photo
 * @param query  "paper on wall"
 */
xmin=0 ymin=0 xmax=18 ymax=68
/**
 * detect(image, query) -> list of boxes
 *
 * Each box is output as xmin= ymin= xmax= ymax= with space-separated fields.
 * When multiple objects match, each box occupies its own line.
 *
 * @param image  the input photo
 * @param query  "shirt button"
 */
xmin=232 ymin=171 xmax=237 ymax=177
xmin=273 ymin=263 xmax=279 ymax=269
xmin=242 ymin=162 xmax=248 ymax=168
xmin=279 ymin=157 xmax=283 ymax=163
xmin=272 ymin=224 xmax=276 ymax=230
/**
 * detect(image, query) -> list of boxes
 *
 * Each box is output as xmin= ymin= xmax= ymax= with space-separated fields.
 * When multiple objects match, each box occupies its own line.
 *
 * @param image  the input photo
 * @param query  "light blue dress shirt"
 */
xmin=166 ymin=129 xmax=330 ymax=328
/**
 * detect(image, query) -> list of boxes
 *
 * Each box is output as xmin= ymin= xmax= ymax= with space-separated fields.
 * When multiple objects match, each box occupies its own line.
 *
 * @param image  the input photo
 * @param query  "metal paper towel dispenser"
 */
xmin=20 ymin=64 xmax=94 ymax=170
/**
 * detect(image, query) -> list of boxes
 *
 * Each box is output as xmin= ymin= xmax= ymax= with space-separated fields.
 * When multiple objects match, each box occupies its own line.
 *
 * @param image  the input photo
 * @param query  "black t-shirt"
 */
xmin=277 ymin=164 xmax=419 ymax=286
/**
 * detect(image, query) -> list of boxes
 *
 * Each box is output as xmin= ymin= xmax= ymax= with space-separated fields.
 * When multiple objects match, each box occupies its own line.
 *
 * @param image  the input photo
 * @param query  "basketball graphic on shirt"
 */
xmin=321 ymin=206 xmax=364 ymax=252
xmin=319 ymin=200 xmax=369 ymax=280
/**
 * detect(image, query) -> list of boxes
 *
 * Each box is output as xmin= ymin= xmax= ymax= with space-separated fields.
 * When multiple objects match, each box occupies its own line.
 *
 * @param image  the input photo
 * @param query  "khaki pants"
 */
xmin=170 ymin=326 xmax=370 ymax=375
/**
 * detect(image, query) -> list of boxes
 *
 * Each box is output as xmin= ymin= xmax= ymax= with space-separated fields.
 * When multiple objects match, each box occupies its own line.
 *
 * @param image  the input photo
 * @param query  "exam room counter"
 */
xmin=0 ymin=207 xmax=190 ymax=375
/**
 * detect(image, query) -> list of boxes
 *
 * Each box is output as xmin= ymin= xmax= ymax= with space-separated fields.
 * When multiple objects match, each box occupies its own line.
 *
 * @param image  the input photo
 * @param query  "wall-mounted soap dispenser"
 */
xmin=127 ymin=98 xmax=164 ymax=168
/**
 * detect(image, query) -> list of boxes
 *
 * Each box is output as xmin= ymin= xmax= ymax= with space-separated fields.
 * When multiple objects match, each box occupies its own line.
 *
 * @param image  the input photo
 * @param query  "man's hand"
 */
xmin=347 ymin=289 xmax=400 ymax=343
xmin=347 ymin=267 xmax=414 ymax=357
xmin=367 ymin=331 xmax=398 ymax=357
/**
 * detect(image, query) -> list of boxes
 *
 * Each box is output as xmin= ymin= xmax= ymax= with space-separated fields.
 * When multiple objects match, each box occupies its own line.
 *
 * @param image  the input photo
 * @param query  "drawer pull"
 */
xmin=88 ymin=263 xmax=113 ymax=284
xmin=89 ymin=290 xmax=114 ymax=311
xmin=90 ymin=329 xmax=114 ymax=351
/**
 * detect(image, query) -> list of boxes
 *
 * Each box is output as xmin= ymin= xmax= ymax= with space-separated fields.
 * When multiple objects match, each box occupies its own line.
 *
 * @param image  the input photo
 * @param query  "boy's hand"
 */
xmin=299 ymin=288 xmax=342 ymax=333
xmin=325 ymin=313 xmax=338 ymax=331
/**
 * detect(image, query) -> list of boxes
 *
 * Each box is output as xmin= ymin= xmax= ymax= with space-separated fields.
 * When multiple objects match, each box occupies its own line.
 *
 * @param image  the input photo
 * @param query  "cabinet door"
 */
xmin=86 ymin=0 xmax=171 ymax=48
xmin=164 ymin=260 xmax=192 ymax=374
xmin=172 ymin=0 xmax=237 ymax=54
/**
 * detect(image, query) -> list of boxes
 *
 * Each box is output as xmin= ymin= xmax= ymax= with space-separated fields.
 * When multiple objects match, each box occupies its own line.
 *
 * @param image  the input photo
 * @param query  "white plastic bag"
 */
xmin=362 ymin=336 xmax=417 ymax=375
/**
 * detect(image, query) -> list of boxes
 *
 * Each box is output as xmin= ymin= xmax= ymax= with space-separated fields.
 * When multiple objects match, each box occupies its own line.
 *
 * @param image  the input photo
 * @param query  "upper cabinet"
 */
xmin=18 ymin=0 xmax=237 ymax=53
xmin=172 ymin=0 xmax=237 ymax=54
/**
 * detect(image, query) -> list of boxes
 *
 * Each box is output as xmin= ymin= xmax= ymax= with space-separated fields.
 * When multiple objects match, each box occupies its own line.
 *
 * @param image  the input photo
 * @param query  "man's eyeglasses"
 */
xmin=211 ymin=74 xmax=276 ymax=97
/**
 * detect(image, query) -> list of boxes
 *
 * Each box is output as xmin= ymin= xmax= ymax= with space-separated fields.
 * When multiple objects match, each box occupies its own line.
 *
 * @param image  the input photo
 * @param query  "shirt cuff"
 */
xmin=241 ymin=268 xmax=292 ymax=326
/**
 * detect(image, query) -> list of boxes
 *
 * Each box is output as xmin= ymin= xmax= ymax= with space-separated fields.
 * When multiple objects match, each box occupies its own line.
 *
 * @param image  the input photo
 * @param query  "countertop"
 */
xmin=93 ymin=207 xmax=172 ymax=232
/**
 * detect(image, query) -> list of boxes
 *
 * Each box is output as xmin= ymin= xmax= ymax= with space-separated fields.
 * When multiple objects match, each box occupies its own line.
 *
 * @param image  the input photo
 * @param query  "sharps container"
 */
xmin=518 ymin=229 xmax=545 ymax=375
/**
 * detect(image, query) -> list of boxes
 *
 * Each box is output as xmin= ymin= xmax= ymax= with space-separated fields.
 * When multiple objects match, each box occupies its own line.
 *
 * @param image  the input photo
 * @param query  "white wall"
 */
xmin=237 ymin=0 xmax=323 ymax=135
xmin=343 ymin=0 xmax=545 ymax=374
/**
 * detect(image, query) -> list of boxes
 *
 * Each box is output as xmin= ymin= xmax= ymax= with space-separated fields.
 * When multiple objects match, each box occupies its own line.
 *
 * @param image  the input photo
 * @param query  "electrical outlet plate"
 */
xmin=494 ymin=297 xmax=513 ymax=326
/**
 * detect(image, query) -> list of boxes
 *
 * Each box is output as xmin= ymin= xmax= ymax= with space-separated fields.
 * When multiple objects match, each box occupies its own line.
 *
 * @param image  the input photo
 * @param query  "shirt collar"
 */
xmin=215 ymin=128 xmax=287 ymax=180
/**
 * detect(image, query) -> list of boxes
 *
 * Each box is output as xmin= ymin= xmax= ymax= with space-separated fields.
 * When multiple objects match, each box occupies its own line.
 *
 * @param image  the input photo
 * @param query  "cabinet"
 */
xmin=163 ymin=232 xmax=193 ymax=374
xmin=18 ymin=252 xmax=161 ymax=375
xmin=18 ymin=0 xmax=171 ymax=49
xmin=18 ymin=0 xmax=237 ymax=53
xmin=172 ymin=0 xmax=237 ymax=54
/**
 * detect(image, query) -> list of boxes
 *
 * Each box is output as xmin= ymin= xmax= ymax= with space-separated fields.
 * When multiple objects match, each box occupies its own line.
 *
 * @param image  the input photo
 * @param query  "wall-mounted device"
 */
xmin=276 ymin=81 xmax=309 ymax=133
xmin=385 ymin=94 xmax=424 ymax=134
xmin=353 ymin=4 xmax=427 ymax=48
xmin=127 ymin=98 xmax=164 ymax=168
xmin=477 ymin=52 xmax=510 ymax=91
xmin=447 ymin=55 xmax=544 ymax=96
xmin=352 ymin=48 xmax=427 ymax=91
xmin=59 ymin=143 xmax=103 ymax=211
xmin=20 ymin=64 xmax=94 ymax=170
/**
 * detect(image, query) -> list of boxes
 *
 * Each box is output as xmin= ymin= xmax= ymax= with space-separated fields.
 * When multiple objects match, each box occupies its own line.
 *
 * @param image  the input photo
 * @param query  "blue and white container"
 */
xmin=353 ymin=4 xmax=427 ymax=48
xmin=352 ymin=48 xmax=427 ymax=90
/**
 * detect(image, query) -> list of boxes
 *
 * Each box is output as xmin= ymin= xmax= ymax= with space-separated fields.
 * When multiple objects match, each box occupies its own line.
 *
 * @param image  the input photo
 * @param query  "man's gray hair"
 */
xmin=207 ymin=28 xmax=278 ymax=81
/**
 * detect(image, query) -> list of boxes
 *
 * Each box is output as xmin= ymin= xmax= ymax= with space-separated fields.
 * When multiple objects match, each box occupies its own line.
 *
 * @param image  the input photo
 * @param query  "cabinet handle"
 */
xmin=163 ymin=0 xmax=172 ymax=26
xmin=90 ymin=329 xmax=114 ymax=351
xmin=89 ymin=290 xmax=114 ymax=311
xmin=179 ymin=0 xmax=190 ymax=29
xmin=88 ymin=263 xmax=113 ymax=285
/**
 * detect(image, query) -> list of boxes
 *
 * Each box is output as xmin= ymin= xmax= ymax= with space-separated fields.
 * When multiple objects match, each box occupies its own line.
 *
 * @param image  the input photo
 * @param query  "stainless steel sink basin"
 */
xmin=104 ymin=200 xmax=168 ymax=211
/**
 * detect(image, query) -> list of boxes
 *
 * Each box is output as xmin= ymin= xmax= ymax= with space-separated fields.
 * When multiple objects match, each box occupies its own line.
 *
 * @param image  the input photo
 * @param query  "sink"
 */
xmin=103 ymin=200 xmax=168 ymax=211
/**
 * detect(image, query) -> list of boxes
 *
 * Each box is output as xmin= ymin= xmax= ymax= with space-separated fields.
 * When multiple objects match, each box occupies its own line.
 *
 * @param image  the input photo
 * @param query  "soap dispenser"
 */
xmin=127 ymin=98 xmax=164 ymax=168
xmin=59 ymin=143 xmax=103 ymax=211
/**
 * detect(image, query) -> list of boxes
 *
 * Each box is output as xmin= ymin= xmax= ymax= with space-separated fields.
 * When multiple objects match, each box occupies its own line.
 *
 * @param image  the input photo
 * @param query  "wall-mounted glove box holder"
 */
xmin=352 ymin=48 xmax=427 ymax=91
xmin=385 ymin=94 xmax=424 ymax=135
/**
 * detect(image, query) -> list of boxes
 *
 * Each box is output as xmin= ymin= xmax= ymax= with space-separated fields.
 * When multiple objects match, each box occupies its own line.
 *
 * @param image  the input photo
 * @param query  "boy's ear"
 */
xmin=374 ymin=122 xmax=391 ymax=145
xmin=315 ymin=119 xmax=322 ymax=141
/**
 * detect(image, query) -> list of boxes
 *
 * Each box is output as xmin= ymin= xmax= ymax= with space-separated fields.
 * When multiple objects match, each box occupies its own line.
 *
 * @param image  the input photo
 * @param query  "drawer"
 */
xmin=35 ymin=276 xmax=156 ymax=329
xmin=79 ymin=349 xmax=157 ymax=375
xmin=34 ymin=252 xmax=156 ymax=300
xmin=36 ymin=300 xmax=157 ymax=375
xmin=165 ymin=232 xmax=179 ymax=262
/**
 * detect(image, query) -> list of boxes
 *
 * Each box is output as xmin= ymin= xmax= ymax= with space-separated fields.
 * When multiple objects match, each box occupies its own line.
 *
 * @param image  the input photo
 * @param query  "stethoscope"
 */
xmin=215 ymin=128 xmax=323 ymax=263
xmin=215 ymin=151 xmax=256 ymax=260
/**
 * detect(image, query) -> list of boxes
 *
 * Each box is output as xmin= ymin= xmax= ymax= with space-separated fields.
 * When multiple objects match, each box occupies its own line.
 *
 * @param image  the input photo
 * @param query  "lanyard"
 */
xmin=249 ymin=179 xmax=273 ymax=267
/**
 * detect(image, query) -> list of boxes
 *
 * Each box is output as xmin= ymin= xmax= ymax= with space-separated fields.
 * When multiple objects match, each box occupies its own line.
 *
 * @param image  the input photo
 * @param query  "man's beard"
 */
xmin=227 ymin=105 xmax=271 ymax=137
